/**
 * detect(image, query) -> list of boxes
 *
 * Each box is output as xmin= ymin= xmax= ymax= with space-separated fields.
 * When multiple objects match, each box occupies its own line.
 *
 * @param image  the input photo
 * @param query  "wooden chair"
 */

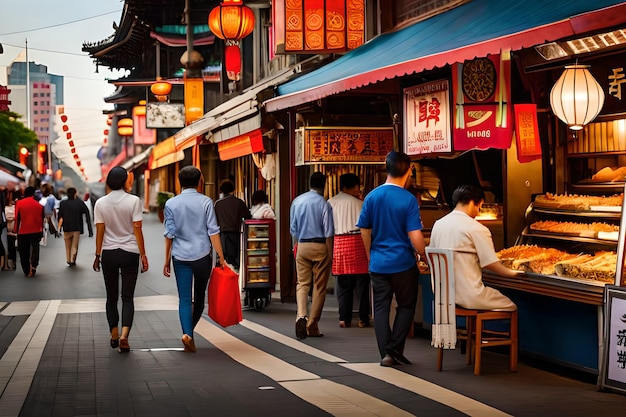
xmin=425 ymin=247 xmax=518 ymax=375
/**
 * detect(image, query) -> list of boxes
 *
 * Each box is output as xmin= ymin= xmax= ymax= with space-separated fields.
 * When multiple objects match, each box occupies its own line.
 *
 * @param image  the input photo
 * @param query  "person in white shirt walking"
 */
xmin=328 ymin=173 xmax=370 ymax=328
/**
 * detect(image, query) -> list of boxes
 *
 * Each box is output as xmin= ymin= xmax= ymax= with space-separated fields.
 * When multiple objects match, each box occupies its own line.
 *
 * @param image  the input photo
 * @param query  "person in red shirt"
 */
xmin=14 ymin=186 xmax=44 ymax=277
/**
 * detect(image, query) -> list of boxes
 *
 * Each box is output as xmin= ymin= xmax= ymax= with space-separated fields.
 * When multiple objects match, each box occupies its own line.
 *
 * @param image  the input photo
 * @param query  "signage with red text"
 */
xmin=404 ymin=80 xmax=452 ymax=155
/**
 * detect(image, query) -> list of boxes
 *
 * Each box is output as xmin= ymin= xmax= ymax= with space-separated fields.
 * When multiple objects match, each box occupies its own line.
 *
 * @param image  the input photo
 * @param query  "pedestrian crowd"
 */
xmin=4 ymin=152 xmax=518 ymax=366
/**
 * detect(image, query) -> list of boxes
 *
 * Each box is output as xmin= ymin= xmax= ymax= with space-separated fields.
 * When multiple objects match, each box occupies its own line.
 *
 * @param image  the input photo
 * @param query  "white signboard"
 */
xmin=600 ymin=285 xmax=626 ymax=394
xmin=403 ymin=80 xmax=452 ymax=155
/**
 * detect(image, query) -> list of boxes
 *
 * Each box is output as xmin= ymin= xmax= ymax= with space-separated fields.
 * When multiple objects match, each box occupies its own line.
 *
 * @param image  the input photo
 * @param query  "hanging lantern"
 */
xmin=117 ymin=118 xmax=133 ymax=137
xmin=549 ymin=64 xmax=605 ymax=131
xmin=208 ymin=0 xmax=255 ymax=40
xmin=151 ymin=81 xmax=172 ymax=102
xmin=208 ymin=0 xmax=255 ymax=81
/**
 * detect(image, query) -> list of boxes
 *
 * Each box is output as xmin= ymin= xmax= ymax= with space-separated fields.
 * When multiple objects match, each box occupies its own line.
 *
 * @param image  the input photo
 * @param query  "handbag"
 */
xmin=208 ymin=264 xmax=242 ymax=327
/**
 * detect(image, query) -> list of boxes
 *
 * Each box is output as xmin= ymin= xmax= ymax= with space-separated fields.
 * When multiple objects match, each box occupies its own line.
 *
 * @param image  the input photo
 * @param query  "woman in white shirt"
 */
xmin=250 ymin=190 xmax=275 ymax=220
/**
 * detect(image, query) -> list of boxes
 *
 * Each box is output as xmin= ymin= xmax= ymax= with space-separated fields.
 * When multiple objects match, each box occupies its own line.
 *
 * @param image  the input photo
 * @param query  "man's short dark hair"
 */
xmin=67 ymin=187 xmax=77 ymax=199
xmin=339 ymin=173 xmax=360 ymax=190
xmin=179 ymin=166 xmax=202 ymax=188
xmin=452 ymin=185 xmax=485 ymax=207
xmin=220 ymin=179 xmax=235 ymax=194
xmin=106 ymin=166 xmax=128 ymax=191
xmin=24 ymin=186 xmax=36 ymax=197
xmin=310 ymin=172 xmax=326 ymax=190
xmin=385 ymin=151 xmax=411 ymax=178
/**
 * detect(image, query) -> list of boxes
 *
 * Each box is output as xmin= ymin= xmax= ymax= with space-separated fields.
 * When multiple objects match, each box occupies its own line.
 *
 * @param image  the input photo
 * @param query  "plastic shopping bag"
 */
xmin=208 ymin=265 xmax=242 ymax=327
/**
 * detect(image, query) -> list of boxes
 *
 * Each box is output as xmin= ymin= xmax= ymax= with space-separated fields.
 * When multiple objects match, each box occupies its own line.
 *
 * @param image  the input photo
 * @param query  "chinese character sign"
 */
xmin=608 ymin=296 xmax=626 ymax=384
xmin=404 ymin=80 xmax=451 ymax=155
xmin=514 ymin=104 xmax=541 ymax=163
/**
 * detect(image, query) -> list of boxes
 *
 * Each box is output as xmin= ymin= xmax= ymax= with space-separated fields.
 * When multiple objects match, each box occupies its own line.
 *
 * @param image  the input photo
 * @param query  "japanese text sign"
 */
xmin=600 ymin=285 xmax=626 ymax=394
xmin=514 ymin=104 xmax=541 ymax=163
xmin=403 ymin=80 xmax=452 ymax=155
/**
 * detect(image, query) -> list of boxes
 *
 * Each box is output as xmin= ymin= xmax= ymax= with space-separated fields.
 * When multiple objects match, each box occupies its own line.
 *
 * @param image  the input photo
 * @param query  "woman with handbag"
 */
xmin=162 ymin=166 xmax=225 ymax=352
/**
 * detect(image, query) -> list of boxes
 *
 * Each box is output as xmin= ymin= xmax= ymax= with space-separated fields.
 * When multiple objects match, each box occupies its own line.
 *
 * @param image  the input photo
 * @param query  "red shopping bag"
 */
xmin=208 ymin=265 xmax=243 ymax=327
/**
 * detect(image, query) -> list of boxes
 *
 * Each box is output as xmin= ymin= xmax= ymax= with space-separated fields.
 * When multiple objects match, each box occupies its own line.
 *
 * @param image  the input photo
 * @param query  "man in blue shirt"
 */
xmin=290 ymin=172 xmax=334 ymax=339
xmin=163 ymin=166 xmax=226 ymax=352
xmin=357 ymin=151 xmax=426 ymax=367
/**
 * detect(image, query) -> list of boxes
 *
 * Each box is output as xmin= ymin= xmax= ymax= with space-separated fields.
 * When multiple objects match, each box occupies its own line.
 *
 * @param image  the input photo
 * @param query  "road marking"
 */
xmin=343 ymin=364 xmax=514 ymax=417
xmin=195 ymin=319 xmax=414 ymax=416
xmin=0 ymin=300 xmax=60 ymax=417
xmin=232 ymin=319 xmax=514 ymax=417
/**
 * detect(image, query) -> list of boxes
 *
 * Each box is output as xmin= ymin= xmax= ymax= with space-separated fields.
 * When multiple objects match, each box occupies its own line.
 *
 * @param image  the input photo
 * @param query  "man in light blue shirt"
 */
xmin=163 ymin=166 xmax=225 ymax=352
xmin=290 ymin=172 xmax=334 ymax=339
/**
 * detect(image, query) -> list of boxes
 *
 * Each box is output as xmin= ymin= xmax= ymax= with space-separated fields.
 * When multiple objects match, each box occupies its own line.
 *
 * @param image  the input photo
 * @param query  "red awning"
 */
xmin=217 ymin=129 xmax=264 ymax=161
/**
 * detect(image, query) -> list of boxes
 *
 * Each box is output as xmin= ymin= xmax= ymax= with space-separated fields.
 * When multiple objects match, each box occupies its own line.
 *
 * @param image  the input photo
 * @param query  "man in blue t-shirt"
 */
xmin=357 ymin=151 xmax=426 ymax=367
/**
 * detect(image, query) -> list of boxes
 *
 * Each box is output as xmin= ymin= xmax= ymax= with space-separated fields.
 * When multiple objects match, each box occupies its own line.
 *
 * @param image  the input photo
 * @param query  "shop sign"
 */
xmin=600 ymin=284 xmax=626 ymax=395
xmin=146 ymin=103 xmax=185 ymax=128
xmin=283 ymin=0 xmax=365 ymax=53
xmin=514 ymin=104 xmax=541 ymax=163
xmin=294 ymin=126 xmax=393 ymax=166
xmin=581 ymin=55 xmax=626 ymax=116
xmin=184 ymin=78 xmax=204 ymax=125
xmin=217 ymin=129 xmax=265 ymax=161
xmin=132 ymin=107 xmax=156 ymax=145
xmin=403 ymin=80 xmax=452 ymax=155
xmin=452 ymin=54 xmax=513 ymax=150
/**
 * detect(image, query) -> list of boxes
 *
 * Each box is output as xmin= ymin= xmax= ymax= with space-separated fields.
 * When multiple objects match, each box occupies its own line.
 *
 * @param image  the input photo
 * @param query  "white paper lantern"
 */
xmin=549 ymin=65 xmax=605 ymax=130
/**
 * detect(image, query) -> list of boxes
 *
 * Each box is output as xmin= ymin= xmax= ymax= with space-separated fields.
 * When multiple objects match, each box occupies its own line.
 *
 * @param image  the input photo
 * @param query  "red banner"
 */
xmin=514 ymin=104 xmax=542 ymax=163
xmin=452 ymin=54 xmax=513 ymax=150
xmin=284 ymin=0 xmax=364 ymax=53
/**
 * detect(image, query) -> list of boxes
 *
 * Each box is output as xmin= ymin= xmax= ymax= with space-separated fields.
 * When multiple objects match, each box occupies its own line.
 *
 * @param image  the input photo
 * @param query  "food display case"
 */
xmin=482 ymin=188 xmax=625 ymax=373
xmin=241 ymin=219 xmax=276 ymax=310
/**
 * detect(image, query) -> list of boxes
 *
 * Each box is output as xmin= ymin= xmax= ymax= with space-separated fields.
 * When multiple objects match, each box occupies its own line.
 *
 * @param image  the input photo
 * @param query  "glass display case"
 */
xmin=241 ymin=219 xmax=276 ymax=310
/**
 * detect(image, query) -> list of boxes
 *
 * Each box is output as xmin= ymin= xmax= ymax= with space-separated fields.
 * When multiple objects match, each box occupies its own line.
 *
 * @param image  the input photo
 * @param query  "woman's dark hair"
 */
xmin=385 ymin=151 xmax=411 ymax=178
xmin=106 ymin=166 xmax=128 ymax=191
xmin=310 ymin=172 xmax=326 ymax=190
xmin=179 ymin=166 xmax=202 ymax=188
xmin=451 ymin=185 xmax=485 ymax=207
xmin=219 ymin=179 xmax=235 ymax=194
xmin=252 ymin=190 xmax=268 ymax=205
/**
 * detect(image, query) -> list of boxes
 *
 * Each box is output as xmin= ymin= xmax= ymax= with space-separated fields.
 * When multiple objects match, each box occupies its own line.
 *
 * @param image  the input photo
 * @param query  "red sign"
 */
xmin=514 ymin=104 xmax=542 ymax=163
xmin=217 ymin=129 xmax=265 ymax=161
xmin=452 ymin=54 xmax=513 ymax=150
xmin=284 ymin=0 xmax=364 ymax=53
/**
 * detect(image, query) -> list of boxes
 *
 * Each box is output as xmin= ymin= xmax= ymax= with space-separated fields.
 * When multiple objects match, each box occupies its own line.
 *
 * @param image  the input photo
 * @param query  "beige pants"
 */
xmin=63 ymin=231 xmax=80 ymax=263
xmin=295 ymin=241 xmax=332 ymax=332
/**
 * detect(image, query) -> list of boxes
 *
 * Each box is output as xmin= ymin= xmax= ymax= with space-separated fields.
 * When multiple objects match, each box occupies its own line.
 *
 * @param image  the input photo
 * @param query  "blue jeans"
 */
xmin=173 ymin=254 xmax=212 ymax=336
xmin=370 ymin=264 xmax=419 ymax=359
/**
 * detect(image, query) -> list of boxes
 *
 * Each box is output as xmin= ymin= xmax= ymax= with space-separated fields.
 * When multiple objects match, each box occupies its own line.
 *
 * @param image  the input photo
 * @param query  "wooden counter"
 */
xmin=482 ymin=271 xmax=605 ymax=305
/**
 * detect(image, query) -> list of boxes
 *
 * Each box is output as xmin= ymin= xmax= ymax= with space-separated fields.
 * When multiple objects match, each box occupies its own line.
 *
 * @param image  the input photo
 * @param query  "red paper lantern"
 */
xmin=208 ymin=0 xmax=255 ymax=40
xmin=208 ymin=0 xmax=255 ymax=81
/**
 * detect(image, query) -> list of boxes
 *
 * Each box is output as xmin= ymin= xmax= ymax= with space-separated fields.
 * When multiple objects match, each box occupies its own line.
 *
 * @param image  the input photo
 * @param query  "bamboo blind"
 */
xmin=567 ymin=119 xmax=626 ymax=154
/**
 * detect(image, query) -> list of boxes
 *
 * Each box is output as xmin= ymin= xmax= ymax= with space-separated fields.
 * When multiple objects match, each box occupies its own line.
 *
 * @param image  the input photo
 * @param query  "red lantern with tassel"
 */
xmin=208 ymin=0 xmax=255 ymax=81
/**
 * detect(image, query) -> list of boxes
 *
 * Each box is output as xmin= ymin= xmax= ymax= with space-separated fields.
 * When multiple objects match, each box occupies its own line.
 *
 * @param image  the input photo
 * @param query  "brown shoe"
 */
xmin=118 ymin=338 xmax=130 ymax=353
xmin=182 ymin=334 xmax=196 ymax=352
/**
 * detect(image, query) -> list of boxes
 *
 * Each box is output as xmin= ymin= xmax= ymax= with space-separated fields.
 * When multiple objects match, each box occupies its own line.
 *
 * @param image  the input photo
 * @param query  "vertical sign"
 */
xmin=514 ymin=104 xmax=541 ymax=163
xmin=184 ymin=78 xmax=204 ymax=126
xmin=403 ymin=80 xmax=452 ymax=155
xmin=600 ymin=285 xmax=626 ymax=394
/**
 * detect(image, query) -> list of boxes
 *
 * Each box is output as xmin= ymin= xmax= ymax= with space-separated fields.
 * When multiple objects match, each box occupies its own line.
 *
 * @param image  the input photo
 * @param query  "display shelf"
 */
xmin=521 ymin=229 xmax=619 ymax=246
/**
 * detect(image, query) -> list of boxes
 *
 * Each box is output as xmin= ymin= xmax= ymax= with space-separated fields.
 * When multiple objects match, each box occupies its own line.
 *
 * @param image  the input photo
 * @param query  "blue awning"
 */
xmin=265 ymin=0 xmax=626 ymax=112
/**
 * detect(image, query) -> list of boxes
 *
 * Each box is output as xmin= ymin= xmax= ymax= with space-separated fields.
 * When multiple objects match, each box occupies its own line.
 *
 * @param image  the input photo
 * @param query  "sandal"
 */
xmin=118 ymin=338 xmax=130 ymax=353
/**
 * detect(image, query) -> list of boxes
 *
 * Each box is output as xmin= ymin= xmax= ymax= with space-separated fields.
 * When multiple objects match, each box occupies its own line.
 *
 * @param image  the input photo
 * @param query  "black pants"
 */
xmin=220 ymin=231 xmax=241 ymax=269
xmin=7 ymin=234 xmax=16 ymax=262
xmin=102 ymin=249 xmax=139 ymax=331
xmin=17 ymin=233 xmax=42 ymax=275
xmin=336 ymin=274 xmax=370 ymax=323
xmin=370 ymin=264 xmax=419 ymax=359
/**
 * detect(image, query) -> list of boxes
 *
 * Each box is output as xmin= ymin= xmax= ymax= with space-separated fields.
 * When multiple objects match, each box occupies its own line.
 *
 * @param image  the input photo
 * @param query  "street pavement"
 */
xmin=1 ymin=212 xmax=626 ymax=417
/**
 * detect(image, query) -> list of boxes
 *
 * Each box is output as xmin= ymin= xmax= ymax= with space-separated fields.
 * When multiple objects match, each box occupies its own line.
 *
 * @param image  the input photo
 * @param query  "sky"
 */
xmin=0 ymin=0 xmax=128 ymax=182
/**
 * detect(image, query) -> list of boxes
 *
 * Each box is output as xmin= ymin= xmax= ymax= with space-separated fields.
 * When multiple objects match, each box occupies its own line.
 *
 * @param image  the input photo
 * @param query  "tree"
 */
xmin=0 ymin=111 xmax=38 ymax=160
